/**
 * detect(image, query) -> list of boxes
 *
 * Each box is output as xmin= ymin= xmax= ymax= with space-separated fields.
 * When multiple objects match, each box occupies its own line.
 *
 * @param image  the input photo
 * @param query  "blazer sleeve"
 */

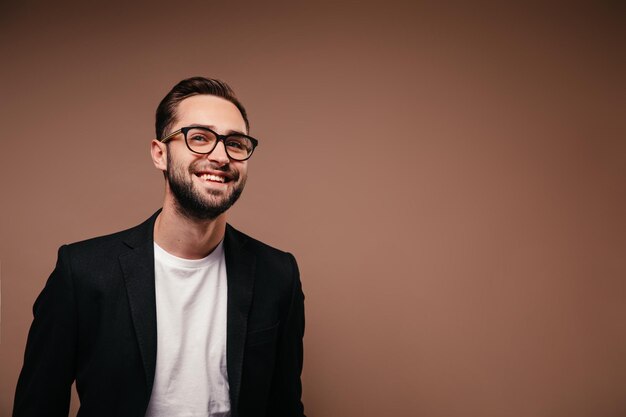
xmin=266 ymin=253 xmax=306 ymax=417
xmin=13 ymin=245 xmax=78 ymax=417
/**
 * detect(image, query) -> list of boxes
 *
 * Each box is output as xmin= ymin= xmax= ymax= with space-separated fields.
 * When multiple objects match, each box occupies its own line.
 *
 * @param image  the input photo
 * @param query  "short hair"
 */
xmin=155 ymin=77 xmax=249 ymax=140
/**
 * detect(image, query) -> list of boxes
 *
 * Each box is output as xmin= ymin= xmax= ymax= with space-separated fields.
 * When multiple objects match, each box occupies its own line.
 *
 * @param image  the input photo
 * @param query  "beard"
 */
xmin=165 ymin=153 xmax=246 ymax=221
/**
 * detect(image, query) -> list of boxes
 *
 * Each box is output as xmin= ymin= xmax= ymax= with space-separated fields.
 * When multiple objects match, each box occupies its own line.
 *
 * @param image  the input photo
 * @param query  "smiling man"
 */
xmin=14 ymin=77 xmax=306 ymax=417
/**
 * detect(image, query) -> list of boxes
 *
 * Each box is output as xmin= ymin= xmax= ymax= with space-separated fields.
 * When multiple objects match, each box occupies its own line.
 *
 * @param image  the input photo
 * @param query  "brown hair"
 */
xmin=155 ymin=77 xmax=249 ymax=139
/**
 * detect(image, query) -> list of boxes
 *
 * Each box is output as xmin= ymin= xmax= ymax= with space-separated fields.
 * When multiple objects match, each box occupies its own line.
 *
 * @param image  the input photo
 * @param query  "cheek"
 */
xmin=237 ymin=163 xmax=248 ymax=177
xmin=167 ymin=154 xmax=193 ymax=175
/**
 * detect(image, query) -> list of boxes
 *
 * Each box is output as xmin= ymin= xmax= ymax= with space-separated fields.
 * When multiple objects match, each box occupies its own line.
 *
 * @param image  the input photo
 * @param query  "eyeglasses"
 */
xmin=159 ymin=126 xmax=259 ymax=161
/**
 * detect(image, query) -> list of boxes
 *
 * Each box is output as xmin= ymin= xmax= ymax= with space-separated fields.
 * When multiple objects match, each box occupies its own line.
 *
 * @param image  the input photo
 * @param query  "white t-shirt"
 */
xmin=145 ymin=241 xmax=230 ymax=417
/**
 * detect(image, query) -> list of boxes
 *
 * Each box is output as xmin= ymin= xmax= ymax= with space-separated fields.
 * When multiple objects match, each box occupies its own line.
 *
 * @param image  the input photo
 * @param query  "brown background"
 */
xmin=1 ymin=1 xmax=625 ymax=416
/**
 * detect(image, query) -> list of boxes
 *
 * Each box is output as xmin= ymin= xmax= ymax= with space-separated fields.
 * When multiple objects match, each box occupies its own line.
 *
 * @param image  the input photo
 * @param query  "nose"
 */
xmin=208 ymin=140 xmax=230 ymax=166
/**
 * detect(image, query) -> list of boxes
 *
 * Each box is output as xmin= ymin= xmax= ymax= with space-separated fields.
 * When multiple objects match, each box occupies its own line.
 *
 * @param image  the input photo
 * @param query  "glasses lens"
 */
xmin=186 ymin=128 xmax=217 ymax=153
xmin=224 ymin=135 xmax=254 ymax=160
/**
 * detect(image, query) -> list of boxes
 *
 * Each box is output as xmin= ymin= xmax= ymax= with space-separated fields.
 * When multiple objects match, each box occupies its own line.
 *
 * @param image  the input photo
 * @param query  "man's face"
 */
xmin=164 ymin=95 xmax=249 ymax=220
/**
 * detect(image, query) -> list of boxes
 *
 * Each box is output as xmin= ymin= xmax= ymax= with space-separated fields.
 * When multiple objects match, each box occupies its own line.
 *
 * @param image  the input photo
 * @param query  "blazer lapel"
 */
xmin=119 ymin=211 xmax=160 ymax=395
xmin=224 ymin=224 xmax=256 ymax=412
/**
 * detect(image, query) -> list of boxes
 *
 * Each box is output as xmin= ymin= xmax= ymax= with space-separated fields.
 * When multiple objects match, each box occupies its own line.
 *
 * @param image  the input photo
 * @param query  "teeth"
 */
xmin=199 ymin=173 xmax=225 ymax=183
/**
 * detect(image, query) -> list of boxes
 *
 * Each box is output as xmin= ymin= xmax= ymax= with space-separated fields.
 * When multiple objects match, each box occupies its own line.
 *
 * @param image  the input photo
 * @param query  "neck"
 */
xmin=154 ymin=199 xmax=227 ymax=260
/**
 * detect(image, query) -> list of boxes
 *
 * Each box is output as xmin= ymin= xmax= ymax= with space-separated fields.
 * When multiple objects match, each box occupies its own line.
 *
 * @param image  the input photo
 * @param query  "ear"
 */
xmin=151 ymin=139 xmax=168 ymax=171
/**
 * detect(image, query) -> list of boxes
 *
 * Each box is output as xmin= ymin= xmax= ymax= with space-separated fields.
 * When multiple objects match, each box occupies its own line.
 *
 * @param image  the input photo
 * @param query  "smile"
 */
xmin=195 ymin=172 xmax=230 ymax=183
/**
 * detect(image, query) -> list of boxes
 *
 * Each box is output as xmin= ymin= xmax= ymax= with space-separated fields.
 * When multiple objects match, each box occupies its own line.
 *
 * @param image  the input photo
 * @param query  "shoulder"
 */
xmin=226 ymin=223 xmax=299 ymax=277
xmin=65 ymin=226 xmax=134 ymax=252
xmin=226 ymin=224 xmax=292 ymax=257
xmin=226 ymin=224 xmax=296 ymax=263
xmin=226 ymin=225 xmax=303 ymax=309
xmin=62 ymin=211 xmax=157 ymax=263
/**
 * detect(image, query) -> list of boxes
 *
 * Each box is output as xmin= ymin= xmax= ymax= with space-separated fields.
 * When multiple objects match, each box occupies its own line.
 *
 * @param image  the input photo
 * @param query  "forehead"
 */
xmin=173 ymin=94 xmax=247 ymax=134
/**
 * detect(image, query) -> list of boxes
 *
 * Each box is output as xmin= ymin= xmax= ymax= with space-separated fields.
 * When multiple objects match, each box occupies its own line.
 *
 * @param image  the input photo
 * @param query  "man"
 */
xmin=13 ymin=77 xmax=306 ymax=417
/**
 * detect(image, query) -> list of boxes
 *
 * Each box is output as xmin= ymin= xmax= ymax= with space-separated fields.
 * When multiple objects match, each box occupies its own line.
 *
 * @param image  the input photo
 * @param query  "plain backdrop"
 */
xmin=1 ymin=1 xmax=625 ymax=416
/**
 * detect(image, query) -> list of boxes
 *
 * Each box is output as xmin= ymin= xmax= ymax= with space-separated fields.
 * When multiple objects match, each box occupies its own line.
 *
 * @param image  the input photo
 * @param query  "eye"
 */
xmin=189 ymin=133 xmax=210 ymax=143
xmin=226 ymin=140 xmax=244 ymax=150
xmin=186 ymin=128 xmax=215 ymax=144
xmin=225 ymin=136 xmax=252 ymax=152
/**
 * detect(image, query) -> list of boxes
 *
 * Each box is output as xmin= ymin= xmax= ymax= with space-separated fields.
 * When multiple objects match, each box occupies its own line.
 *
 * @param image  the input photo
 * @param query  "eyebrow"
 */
xmin=188 ymin=124 xmax=247 ymax=136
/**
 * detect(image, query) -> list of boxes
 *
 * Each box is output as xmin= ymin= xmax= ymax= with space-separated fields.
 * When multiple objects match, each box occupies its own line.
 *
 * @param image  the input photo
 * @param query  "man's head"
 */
xmin=151 ymin=77 xmax=254 ymax=221
xmin=155 ymin=77 xmax=249 ymax=139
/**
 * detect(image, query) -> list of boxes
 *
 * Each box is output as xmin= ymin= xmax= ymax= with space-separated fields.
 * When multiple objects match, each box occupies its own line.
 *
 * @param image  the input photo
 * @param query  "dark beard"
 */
xmin=166 ymin=154 xmax=245 ymax=221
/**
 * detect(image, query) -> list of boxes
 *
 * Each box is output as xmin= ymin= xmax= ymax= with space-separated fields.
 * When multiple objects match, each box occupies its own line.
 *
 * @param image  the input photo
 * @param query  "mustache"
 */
xmin=189 ymin=162 xmax=239 ymax=180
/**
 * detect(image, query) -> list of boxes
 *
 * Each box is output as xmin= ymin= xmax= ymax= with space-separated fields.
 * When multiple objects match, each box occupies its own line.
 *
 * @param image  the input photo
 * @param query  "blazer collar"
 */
xmin=224 ymin=223 xmax=256 ymax=412
xmin=119 ymin=210 xmax=256 ymax=413
xmin=121 ymin=209 xmax=161 ymax=250
xmin=119 ymin=210 xmax=160 ymax=396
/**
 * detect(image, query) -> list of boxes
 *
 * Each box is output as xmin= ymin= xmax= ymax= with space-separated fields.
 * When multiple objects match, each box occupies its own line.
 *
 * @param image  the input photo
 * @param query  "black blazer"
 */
xmin=14 ymin=211 xmax=305 ymax=417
